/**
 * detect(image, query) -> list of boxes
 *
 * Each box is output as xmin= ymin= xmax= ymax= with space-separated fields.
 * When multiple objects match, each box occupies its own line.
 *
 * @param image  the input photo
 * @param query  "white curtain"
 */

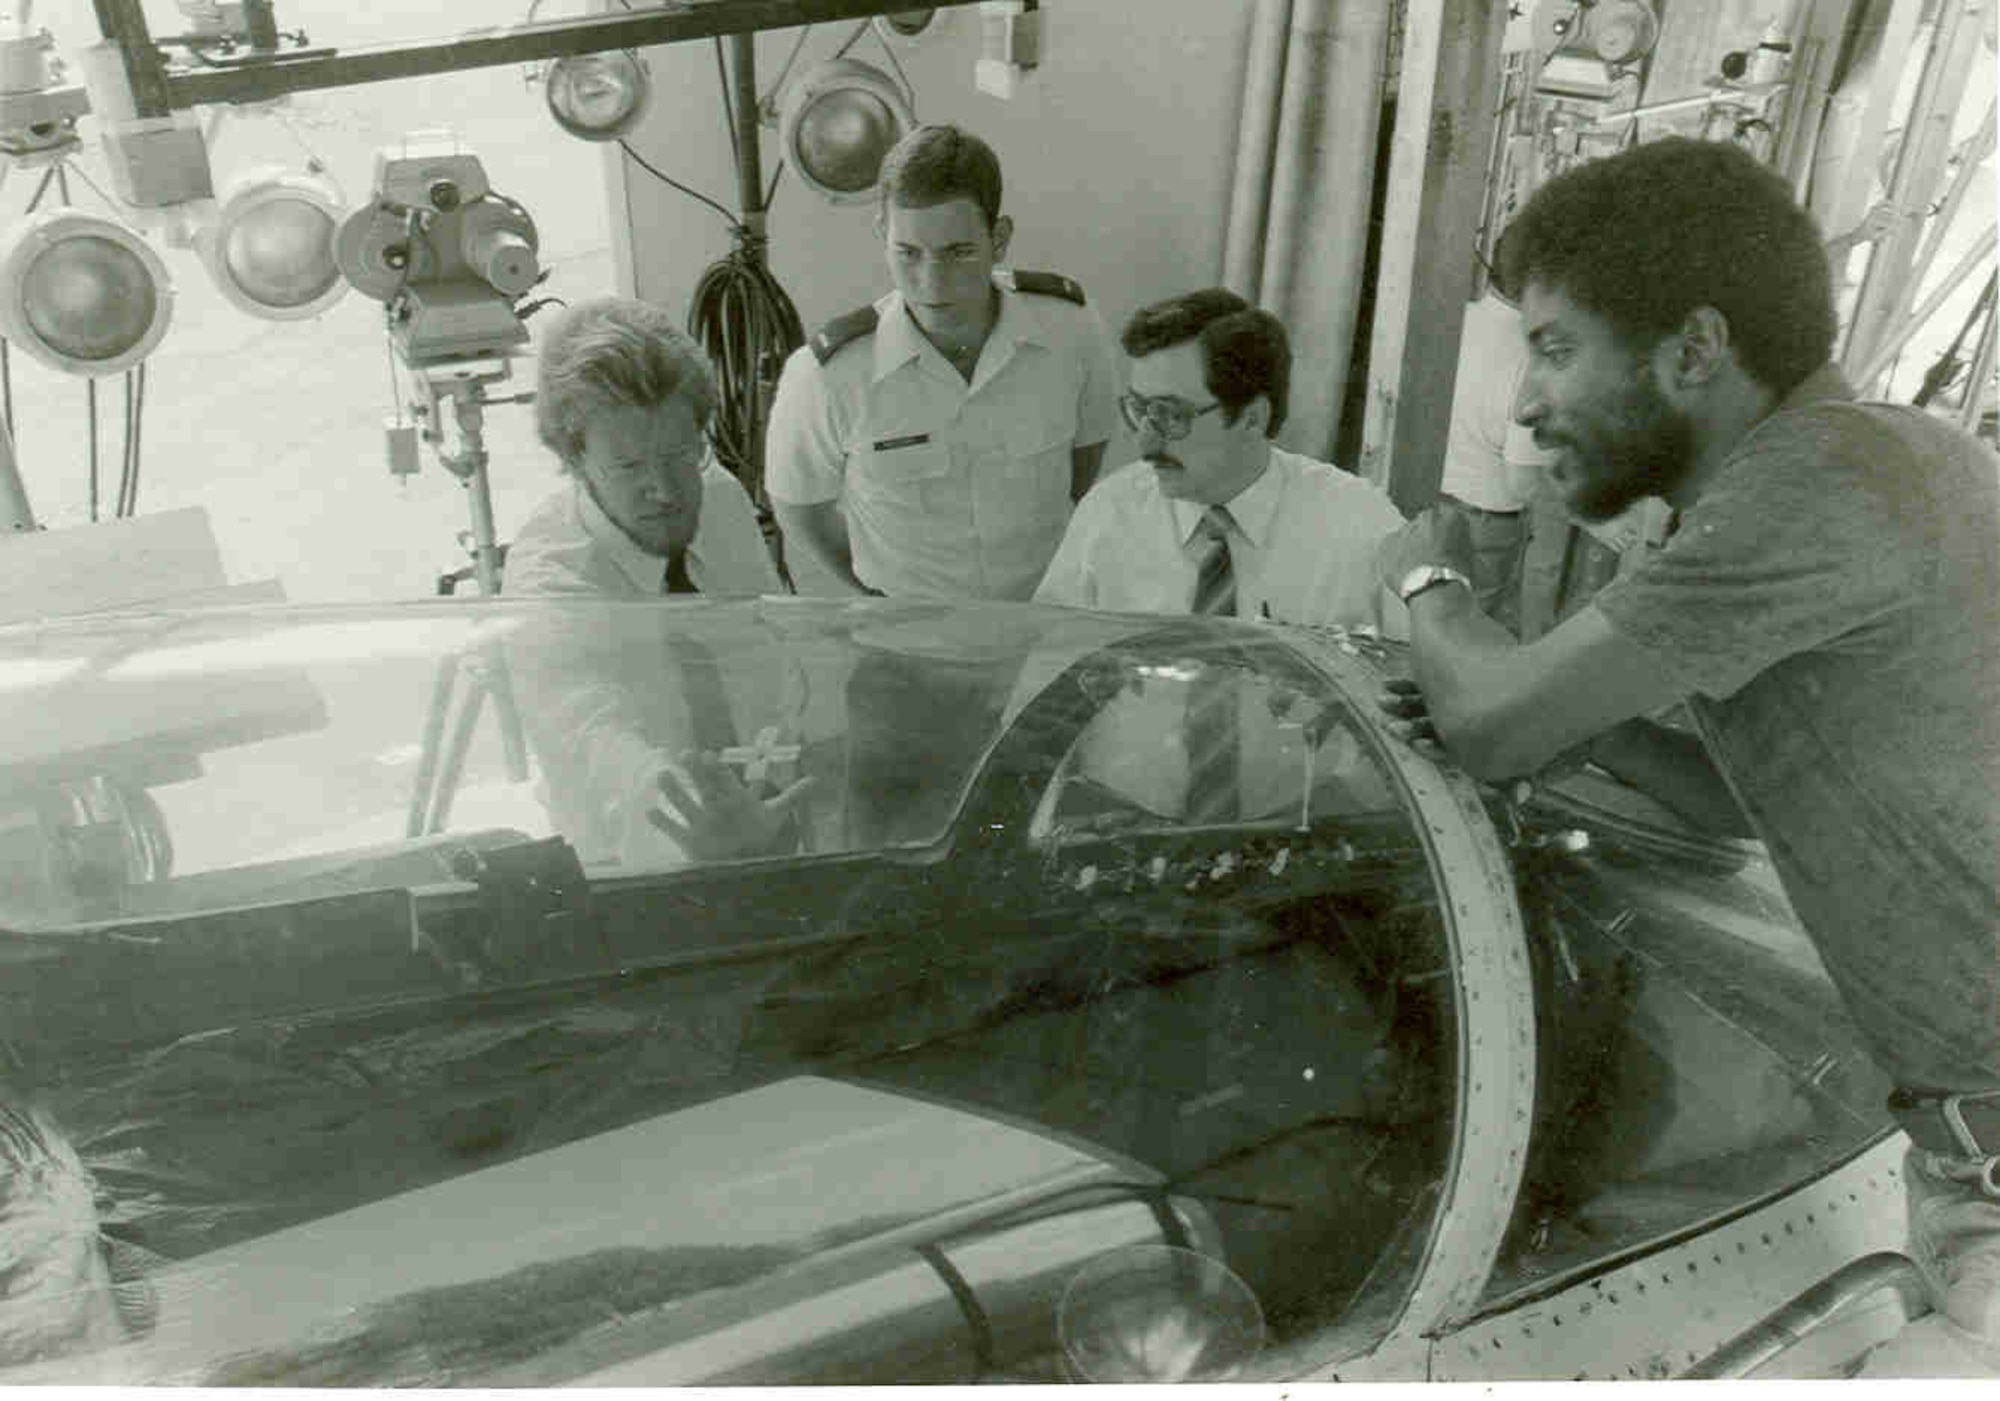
xmin=1220 ymin=0 xmax=1390 ymax=462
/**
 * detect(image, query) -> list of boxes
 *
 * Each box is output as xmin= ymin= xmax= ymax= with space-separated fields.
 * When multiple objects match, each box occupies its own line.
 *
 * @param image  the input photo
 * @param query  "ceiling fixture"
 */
xmin=0 ymin=207 xmax=174 ymax=377
xmin=543 ymin=49 xmax=650 ymax=142
xmin=196 ymin=162 xmax=349 ymax=319
xmin=778 ymin=57 xmax=917 ymax=206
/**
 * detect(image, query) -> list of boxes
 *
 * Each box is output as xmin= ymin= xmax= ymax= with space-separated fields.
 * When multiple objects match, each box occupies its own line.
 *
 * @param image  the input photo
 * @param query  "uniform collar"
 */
xmin=872 ymin=282 xmax=1049 ymax=385
xmin=1167 ymin=447 xmax=1287 ymax=548
xmin=574 ymin=478 xmax=700 ymax=593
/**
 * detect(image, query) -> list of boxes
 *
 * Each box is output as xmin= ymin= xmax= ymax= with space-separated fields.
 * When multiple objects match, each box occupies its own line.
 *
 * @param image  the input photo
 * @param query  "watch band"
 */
xmin=1396 ymin=564 xmax=1473 ymax=604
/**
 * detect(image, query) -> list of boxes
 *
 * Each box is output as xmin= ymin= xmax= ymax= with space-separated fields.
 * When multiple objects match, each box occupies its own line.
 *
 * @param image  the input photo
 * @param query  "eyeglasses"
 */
xmin=1119 ymin=390 xmax=1221 ymax=441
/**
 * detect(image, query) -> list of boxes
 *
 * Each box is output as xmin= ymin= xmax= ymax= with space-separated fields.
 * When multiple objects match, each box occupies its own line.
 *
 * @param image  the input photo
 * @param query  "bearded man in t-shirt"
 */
xmin=1376 ymin=136 xmax=2000 ymax=1376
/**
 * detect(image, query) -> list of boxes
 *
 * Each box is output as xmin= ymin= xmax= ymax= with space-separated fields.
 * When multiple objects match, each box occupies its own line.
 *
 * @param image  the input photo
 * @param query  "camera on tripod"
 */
xmin=333 ymin=131 xmax=540 ymax=367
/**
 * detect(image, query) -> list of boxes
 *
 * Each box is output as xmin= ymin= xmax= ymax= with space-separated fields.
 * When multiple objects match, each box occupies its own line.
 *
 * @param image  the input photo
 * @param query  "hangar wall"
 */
xmin=606 ymin=1 xmax=1264 ymax=470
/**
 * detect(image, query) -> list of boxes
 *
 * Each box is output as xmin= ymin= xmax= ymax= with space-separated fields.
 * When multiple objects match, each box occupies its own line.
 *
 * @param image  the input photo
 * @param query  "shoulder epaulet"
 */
xmin=1008 ymin=269 xmax=1087 ymax=306
xmin=808 ymin=305 xmax=880 ymax=365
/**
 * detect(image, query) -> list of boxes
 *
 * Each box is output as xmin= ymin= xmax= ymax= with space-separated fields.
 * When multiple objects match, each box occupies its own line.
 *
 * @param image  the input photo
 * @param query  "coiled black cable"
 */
xmin=686 ymin=231 xmax=804 ymax=508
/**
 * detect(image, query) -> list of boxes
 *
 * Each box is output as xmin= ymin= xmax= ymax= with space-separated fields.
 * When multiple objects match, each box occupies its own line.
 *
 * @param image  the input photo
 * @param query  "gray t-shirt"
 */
xmin=1594 ymin=366 xmax=2000 ymax=1093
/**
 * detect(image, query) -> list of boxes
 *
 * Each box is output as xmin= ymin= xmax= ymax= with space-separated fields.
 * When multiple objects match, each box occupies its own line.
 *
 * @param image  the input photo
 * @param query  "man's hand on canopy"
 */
xmin=1376 ymin=677 xmax=1446 ymax=758
xmin=646 ymin=750 xmax=817 ymax=860
xmin=1379 ymin=676 xmax=1600 ymax=789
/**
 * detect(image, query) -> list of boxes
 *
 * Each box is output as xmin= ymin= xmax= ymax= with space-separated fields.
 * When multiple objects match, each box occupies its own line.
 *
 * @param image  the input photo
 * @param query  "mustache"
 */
xmin=1144 ymin=453 xmax=1184 ymax=471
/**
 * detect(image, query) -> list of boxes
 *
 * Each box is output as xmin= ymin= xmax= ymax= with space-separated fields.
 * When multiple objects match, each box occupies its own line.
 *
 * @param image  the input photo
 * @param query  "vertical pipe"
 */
xmin=1846 ymin=0 xmax=1993 ymax=374
xmin=1360 ymin=0 xmax=1505 ymax=508
xmin=1819 ymin=0 xmax=1925 ymax=255
xmin=1883 ymin=102 xmax=1996 ymax=347
xmin=1221 ymin=0 xmax=1294 ymax=302
xmin=1261 ymin=0 xmax=1389 ymax=461
xmin=728 ymin=31 xmax=765 ymax=252
xmin=1359 ymin=0 xmax=1450 ymax=492
xmin=1262 ymin=0 xmax=1333 ymax=318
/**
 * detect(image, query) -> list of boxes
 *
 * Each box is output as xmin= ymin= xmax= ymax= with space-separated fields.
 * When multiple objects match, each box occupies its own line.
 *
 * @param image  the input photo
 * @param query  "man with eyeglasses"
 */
xmin=766 ymin=123 xmax=1121 ymax=600
xmin=507 ymin=298 xmax=807 ymax=868
xmin=1035 ymin=288 xmax=1405 ymax=630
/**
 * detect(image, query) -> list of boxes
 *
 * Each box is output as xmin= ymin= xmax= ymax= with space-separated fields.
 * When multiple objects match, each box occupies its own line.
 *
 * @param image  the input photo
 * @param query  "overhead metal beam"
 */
xmin=91 ymin=0 xmax=176 ymax=119
xmin=93 ymin=0 xmax=984 ymax=114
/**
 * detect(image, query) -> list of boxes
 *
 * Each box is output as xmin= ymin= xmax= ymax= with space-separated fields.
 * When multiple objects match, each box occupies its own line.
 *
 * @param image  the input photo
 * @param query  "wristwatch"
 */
xmin=1395 ymin=563 xmax=1473 ymax=604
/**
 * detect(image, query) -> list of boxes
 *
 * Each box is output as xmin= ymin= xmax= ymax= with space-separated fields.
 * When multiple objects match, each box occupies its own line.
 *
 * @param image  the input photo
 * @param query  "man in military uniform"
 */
xmin=766 ymin=123 xmax=1121 ymax=600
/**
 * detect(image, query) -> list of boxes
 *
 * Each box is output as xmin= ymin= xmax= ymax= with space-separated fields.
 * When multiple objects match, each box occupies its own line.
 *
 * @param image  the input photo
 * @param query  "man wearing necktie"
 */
xmin=505 ymin=298 xmax=810 ymax=864
xmin=1035 ymin=290 xmax=1406 ymax=823
xmin=1035 ymin=289 xmax=1405 ymax=630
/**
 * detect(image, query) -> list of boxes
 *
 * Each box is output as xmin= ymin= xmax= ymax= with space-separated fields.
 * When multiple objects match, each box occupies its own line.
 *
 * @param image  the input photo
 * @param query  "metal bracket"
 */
xmin=429 ymin=834 xmax=593 ymax=968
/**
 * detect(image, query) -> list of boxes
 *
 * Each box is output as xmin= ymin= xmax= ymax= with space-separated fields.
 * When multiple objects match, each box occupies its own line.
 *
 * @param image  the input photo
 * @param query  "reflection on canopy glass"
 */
xmin=0 ymin=599 xmax=1458 ymax=1383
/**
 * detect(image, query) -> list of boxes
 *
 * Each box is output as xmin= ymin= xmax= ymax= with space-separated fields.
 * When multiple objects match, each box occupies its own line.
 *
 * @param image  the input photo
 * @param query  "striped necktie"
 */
xmin=1190 ymin=506 xmax=1236 ymax=617
xmin=1184 ymin=506 xmax=1242 ymax=823
xmin=1184 ymin=652 xmax=1241 ymax=825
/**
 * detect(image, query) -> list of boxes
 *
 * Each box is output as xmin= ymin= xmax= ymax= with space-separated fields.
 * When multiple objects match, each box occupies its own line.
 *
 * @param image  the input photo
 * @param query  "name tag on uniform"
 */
xmin=872 ymin=432 xmax=932 ymax=452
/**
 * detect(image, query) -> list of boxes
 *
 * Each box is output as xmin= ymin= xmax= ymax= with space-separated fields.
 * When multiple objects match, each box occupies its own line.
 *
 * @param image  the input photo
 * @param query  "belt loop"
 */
xmin=1940 ymin=1094 xmax=2000 ymax=1199
xmin=1943 ymin=1094 xmax=1992 ymax=1159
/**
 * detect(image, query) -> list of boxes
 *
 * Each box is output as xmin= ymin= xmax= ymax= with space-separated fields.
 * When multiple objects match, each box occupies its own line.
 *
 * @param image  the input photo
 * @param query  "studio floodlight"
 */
xmin=0 ymin=208 xmax=174 ymax=378
xmin=544 ymin=50 xmax=650 ymax=142
xmin=197 ymin=164 xmax=349 ymax=320
xmin=778 ymin=58 xmax=915 ymax=206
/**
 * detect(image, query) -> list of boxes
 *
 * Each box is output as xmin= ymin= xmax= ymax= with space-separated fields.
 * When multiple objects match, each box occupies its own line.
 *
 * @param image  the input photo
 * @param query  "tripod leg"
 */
xmin=407 ymin=653 xmax=462 ymax=838
xmin=426 ymin=681 xmax=488 ymax=835
xmin=476 ymin=640 xmax=531 ymax=783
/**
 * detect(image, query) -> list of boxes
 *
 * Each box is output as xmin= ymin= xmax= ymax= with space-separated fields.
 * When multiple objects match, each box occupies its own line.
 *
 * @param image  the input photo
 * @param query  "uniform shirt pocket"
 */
xmin=997 ymin=410 xmax=1076 ymax=523
xmin=850 ymin=434 xmax=953 ymax=506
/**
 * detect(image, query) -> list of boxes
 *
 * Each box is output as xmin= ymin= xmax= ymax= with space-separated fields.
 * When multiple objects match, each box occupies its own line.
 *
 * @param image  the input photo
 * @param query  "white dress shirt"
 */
xmin=1440 ymin=291 xmax=1549 ymax=513
xmin=502 ymin=460 xmax=786 ymax=868
xmin=504 ymin=458 xmax=783 ymax=599
xmin=1034 ymin=446 xmax=1409 ymax=636
xmin=765 ymin=282 xmax=1121 ymax=601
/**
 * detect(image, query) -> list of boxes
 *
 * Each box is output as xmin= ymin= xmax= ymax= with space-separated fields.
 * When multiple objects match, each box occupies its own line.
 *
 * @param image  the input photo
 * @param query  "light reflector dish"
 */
xmin=545 ymin=51 xmax=650 ymax=142
xmin=0 ymin=208 xmax=173 ymax=377
xmin=199 ymin=166 xmax=349 ymax=320
xmin=779 ymin=59 xmax=916 ymax=206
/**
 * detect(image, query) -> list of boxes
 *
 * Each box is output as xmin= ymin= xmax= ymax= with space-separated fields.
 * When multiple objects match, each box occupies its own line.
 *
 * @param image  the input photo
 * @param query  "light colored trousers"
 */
xmin=1861 ymin=1147 xmax=2000 ymax=1376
